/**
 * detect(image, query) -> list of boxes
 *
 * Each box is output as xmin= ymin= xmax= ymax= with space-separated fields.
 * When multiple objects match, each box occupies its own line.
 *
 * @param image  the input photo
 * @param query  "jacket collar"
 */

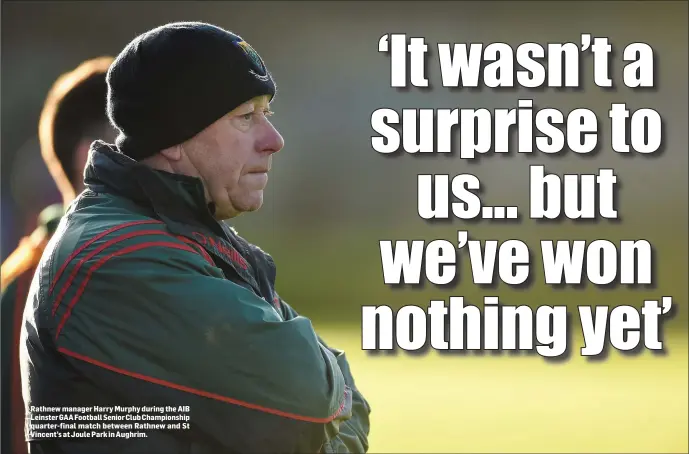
xmin=84 ymin=141 xmax=224 ymax=236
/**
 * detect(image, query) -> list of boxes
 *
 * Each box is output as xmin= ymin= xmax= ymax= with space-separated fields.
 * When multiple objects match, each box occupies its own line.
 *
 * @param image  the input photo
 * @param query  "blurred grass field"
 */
xmin=238 ymin=209 xmax=688 ymax=452
xmin=318 ymin=326 xmax=688 ymax=453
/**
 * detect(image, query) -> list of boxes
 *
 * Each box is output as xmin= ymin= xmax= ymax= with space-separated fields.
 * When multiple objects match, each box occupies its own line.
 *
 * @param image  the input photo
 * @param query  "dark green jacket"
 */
xmin=21 ymin=141 xmax=371 ymax=453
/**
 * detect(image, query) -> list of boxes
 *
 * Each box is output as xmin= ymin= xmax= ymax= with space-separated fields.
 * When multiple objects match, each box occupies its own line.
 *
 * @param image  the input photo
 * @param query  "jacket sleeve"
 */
xmin=277 ymin=297 xmax=371 ymax=453
xmin=49 ymin=233 xmax=353 ymax=453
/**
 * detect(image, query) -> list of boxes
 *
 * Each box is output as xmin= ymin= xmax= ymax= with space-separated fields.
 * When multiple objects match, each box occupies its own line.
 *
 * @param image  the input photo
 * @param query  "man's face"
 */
xmin=180 ymin=95 xmax=284 ymax=220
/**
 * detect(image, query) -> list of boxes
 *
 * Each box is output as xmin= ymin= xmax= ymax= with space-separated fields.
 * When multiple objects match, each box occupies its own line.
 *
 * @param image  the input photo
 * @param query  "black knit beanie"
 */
xmin=106 ymin=21 xmax=276 ymax=160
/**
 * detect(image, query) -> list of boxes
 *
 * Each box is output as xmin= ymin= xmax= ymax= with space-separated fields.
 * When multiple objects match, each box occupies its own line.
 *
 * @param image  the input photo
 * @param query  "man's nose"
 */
xmin=260 ymin=121 xmax=284 ymax=155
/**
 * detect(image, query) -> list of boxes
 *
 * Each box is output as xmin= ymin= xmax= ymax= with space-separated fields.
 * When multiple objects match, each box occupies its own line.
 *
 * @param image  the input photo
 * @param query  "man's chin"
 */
xmin=215 ymin=196 xmax=263 ymax=220
xmin=244 ymin=191 xmax=264 ymax=212
xmin=243 ymin=200 xmax=263 ymax=213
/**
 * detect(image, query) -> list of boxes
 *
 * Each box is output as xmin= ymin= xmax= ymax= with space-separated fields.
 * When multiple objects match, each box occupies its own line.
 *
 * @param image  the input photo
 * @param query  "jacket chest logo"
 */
xmin=191 ymin=232 xmax=248 ymax=270
xmin=162 ymin=220 xmax=267 ymax=300
xmin=187 ymin=231 xmax=263 ymax=295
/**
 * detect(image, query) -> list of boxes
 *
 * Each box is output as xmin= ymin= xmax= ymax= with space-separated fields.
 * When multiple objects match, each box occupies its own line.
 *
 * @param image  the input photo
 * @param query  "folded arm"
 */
xmin=277 ymin=297 xmax=372 ymax=453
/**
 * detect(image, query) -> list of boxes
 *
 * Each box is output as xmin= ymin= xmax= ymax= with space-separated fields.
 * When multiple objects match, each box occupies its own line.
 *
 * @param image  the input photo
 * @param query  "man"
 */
xmin=1 ymin=56 xmax=116 ymax=454
xmin=20 ymin=22 xmax=371 ymax=453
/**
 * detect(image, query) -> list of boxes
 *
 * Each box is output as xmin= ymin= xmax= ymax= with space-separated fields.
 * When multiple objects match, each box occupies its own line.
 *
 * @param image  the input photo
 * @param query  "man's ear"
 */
xmin=159 ymin=144 xmax=182 ymax=161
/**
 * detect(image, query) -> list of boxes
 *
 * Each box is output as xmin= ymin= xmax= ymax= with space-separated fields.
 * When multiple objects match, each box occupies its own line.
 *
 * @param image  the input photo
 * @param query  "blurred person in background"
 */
xmin=20 ymin=22 xmax=370 ymax=454
xmin=1 ymin=56 xmax=116 ymax=454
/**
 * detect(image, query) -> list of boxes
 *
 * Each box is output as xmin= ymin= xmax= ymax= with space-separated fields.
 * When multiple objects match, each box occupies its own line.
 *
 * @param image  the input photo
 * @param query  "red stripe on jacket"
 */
xmin=49 ymin=220 xmax=164 ymax=295
xmin=54 ymin=241 xmax=202 ymax=339
xmin=51 ymin=227 xmax=214 ymax=316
